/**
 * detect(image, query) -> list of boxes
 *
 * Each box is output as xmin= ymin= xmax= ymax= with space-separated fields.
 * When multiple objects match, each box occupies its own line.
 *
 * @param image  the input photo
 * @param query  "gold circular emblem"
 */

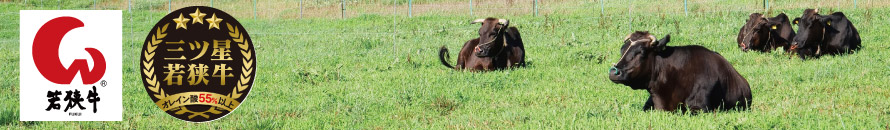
xmin=140 ymin=6 xmax=256 ymax=122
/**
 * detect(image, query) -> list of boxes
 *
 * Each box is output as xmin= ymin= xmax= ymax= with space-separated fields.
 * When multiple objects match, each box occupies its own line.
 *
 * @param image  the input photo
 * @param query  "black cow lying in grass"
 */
xmin=608 ymin=31 xmax=752 ymax=113
xmin=791 ymin=9 xmax=861 ymax=59
xmin=439 ymin=17 xmax=526 ymax=71
xmin=737 ymin=13 xmax=796 ymax=53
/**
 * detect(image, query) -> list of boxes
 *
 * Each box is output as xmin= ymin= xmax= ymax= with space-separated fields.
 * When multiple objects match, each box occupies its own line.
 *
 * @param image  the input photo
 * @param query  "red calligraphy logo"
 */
xmin=32 ymin=16 xmax=106 ymax=84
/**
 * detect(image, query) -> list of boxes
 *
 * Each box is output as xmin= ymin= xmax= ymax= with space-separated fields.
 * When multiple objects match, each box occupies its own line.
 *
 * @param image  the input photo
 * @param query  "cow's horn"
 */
xmin=471 ymin=19 xmax=485 ymax=24
xmin=498 ymin=19 xmax=509 ymax=25
xmin=648 ymin=35 xmax=657 ymax=45
xmin=623 ymin=34 xmax=633 ymax=41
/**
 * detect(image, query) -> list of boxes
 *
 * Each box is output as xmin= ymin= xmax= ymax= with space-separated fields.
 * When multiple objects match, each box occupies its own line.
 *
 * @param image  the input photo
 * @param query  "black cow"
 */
xmin=737 ymin=13 xmax=796 ymax=52
xmin=608 ymin=31 xmax=752 ymax=113
xmin=791 ymin=9 xmax=861 ymax=59
xmin=439 ymin=17 xmax=526 ymax=71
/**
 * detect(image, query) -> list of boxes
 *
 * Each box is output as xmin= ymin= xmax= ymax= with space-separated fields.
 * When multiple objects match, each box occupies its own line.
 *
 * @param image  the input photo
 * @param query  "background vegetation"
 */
xmin=1 ymin=0 xmax=888 ymax=129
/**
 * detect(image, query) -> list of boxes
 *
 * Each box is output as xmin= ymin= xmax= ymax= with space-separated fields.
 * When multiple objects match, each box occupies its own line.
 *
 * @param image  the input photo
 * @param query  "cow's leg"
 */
xmin=510 ymin=47 xmax=524 ymax=67
xmin=723 ymin=86 xmax=751 ymax=111
xmin=733 ymin=95 xmax=751 ymax=110
xmin=685 ymin=82 xmax=716 ymax=114
xmin=797 ymin=49 xmax=811 ymax=59
xmin=648 ymin=93 xmax=670 ymax=111
xmin=721 ymin=96 xmax=741 ymax=111
xmin=643 ymin=95 xmax=654 ymax=111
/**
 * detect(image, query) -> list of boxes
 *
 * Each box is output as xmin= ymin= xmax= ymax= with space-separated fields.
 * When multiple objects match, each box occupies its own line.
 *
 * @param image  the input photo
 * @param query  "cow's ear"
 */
xmin=792 ymin=18 xmax=800 ymax=24
xmin=766 ymin=21 xmax=780 ymax=30
xmin=653 ymin=34 xmax=670 ymax=50
xmin=767 ymin=14 xmax=789 ymax=29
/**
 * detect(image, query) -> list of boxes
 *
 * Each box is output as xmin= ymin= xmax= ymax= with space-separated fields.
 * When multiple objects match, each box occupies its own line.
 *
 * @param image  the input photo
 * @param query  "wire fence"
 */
xmin=2 ymin=0 xmax=880 ymax=67
xmin=10 ymin=0 xmax=877 ymax=18
xmin=4 ymin=0 xmax=881 ymax=44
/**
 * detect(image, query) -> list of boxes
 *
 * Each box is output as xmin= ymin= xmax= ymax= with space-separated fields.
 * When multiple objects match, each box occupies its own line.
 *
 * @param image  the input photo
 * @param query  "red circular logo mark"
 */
xmin=33 ymin=16 xmax=106 ymax=84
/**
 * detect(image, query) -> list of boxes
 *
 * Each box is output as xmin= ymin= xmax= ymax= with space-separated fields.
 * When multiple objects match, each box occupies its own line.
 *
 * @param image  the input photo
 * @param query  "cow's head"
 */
xmin=471 ymin=17 xmax=509 ymax=57
xmin=609 ymin=31 xmax=670 ymax=89
xmin=738 ymin=13 xmax=790 ymax=52
xmin=791 ymin=9 xmax=827 ymax=51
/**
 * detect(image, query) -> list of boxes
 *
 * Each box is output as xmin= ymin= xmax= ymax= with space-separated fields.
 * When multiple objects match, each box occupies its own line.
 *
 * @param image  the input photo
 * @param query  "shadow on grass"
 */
xmin=432 ymin=96 xmax=460 ymax=116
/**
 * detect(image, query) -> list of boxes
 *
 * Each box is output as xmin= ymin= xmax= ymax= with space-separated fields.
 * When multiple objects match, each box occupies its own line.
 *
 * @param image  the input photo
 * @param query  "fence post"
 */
xmin=341 ymin=0 xmax=345 ymax=19
xmin=684 ymin=0 xmax=688 ymax=16
xmin=299 ymin=0 xmax=303 ymax=19
xmin=628 ymin=0 xmax=632 ymax=31
xmin=393 ymin=0 xmax=398 ymax=62
xmin=168 ymin=0 xmax=171 ymax=13
xmin=762 ymin=0 xmax=769 ymax=10
xmin=151 ymin=1 xmax=153 ymax=22
xmin=253 ymin=0 xmax=257 ymax=20
xmin=211 ymin=0 xmax=213 ymax=7
xmin=93 ymin=0 xmax=96 ymax=9
xmin=409 ymin=0 xmax=412 ymax=17
xmin=534 ymin=0 xmax=538 ymax=16
xmin=129 ymin=0 xmax=131 ymax=45
xmin=469 ymin=0 xmax=473 ymax=16
xmin=58 ymin=0 xmax=61 ymax=9
xmin=854 ymin=0 xmax=857 ymax=8
xmin=600 ymin=0 xmax=604 ymax=15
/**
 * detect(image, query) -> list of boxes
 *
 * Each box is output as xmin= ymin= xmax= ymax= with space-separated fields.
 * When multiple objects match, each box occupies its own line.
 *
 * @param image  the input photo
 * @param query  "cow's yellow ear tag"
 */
xmin=827 ymin=21 xmax=831 ymax=26
xmin=771 ymin=25 xmax=777 ymax=30
xmin=794 ymin=21 xmax=798 ymax=24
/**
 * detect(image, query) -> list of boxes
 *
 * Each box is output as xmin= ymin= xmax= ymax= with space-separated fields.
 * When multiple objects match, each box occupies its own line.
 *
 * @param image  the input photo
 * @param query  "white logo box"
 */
xmin=19 ymin=10 xmax=122 ymax=121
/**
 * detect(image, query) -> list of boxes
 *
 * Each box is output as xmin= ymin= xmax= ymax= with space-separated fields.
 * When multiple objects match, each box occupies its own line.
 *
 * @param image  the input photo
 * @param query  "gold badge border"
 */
xmin=141 ymin=22 xmax=255 ymax=120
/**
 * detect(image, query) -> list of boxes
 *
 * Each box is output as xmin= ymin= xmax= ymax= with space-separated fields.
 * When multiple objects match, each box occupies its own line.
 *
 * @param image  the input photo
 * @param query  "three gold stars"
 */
xmin=172 ymin=13 xmax=190 ymax=30
xmin=206 ymin=13 xmax=223 ymax=30
xmin=189 ymin=8 xmax=207 ymax=24
xmin=172 ymin=8 xmax=224 ymax=30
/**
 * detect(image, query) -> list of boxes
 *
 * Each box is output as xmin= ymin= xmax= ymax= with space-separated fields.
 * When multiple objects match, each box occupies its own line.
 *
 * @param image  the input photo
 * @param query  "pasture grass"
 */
xmin=2 ymin=0 xmax=890 ymax=129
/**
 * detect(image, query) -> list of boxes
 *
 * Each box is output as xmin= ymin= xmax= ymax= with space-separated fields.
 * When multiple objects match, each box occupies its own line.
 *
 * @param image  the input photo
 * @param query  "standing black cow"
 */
xmin=737 ymin=13 xmax=796 ymax=53
xmin=439 ymin=17 xmax=526 ymax=71
xmin=608 ymin=31 xmax=752 ymax=113
xmin=791 ymin=9 xmax=861 ymax=59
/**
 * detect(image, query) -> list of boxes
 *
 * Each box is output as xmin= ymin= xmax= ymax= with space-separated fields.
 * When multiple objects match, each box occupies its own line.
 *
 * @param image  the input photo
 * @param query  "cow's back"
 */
xmin=706 ymin=49 xmax=752 ymax=110
xmin=657 ymin=46 xmax=751 ymax=110
xmin=824 ymin=12 xmax=862 ymax=54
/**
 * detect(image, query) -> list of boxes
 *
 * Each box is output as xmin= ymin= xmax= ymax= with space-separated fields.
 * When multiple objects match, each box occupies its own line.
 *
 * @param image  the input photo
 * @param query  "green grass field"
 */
xmin=2 ymin=0 xmax=890 ymax=129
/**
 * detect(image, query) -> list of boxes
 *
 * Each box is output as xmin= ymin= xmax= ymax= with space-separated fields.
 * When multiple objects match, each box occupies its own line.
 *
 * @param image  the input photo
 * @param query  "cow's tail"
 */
xmin=439 ymin=46 xmax=455 ymax=69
